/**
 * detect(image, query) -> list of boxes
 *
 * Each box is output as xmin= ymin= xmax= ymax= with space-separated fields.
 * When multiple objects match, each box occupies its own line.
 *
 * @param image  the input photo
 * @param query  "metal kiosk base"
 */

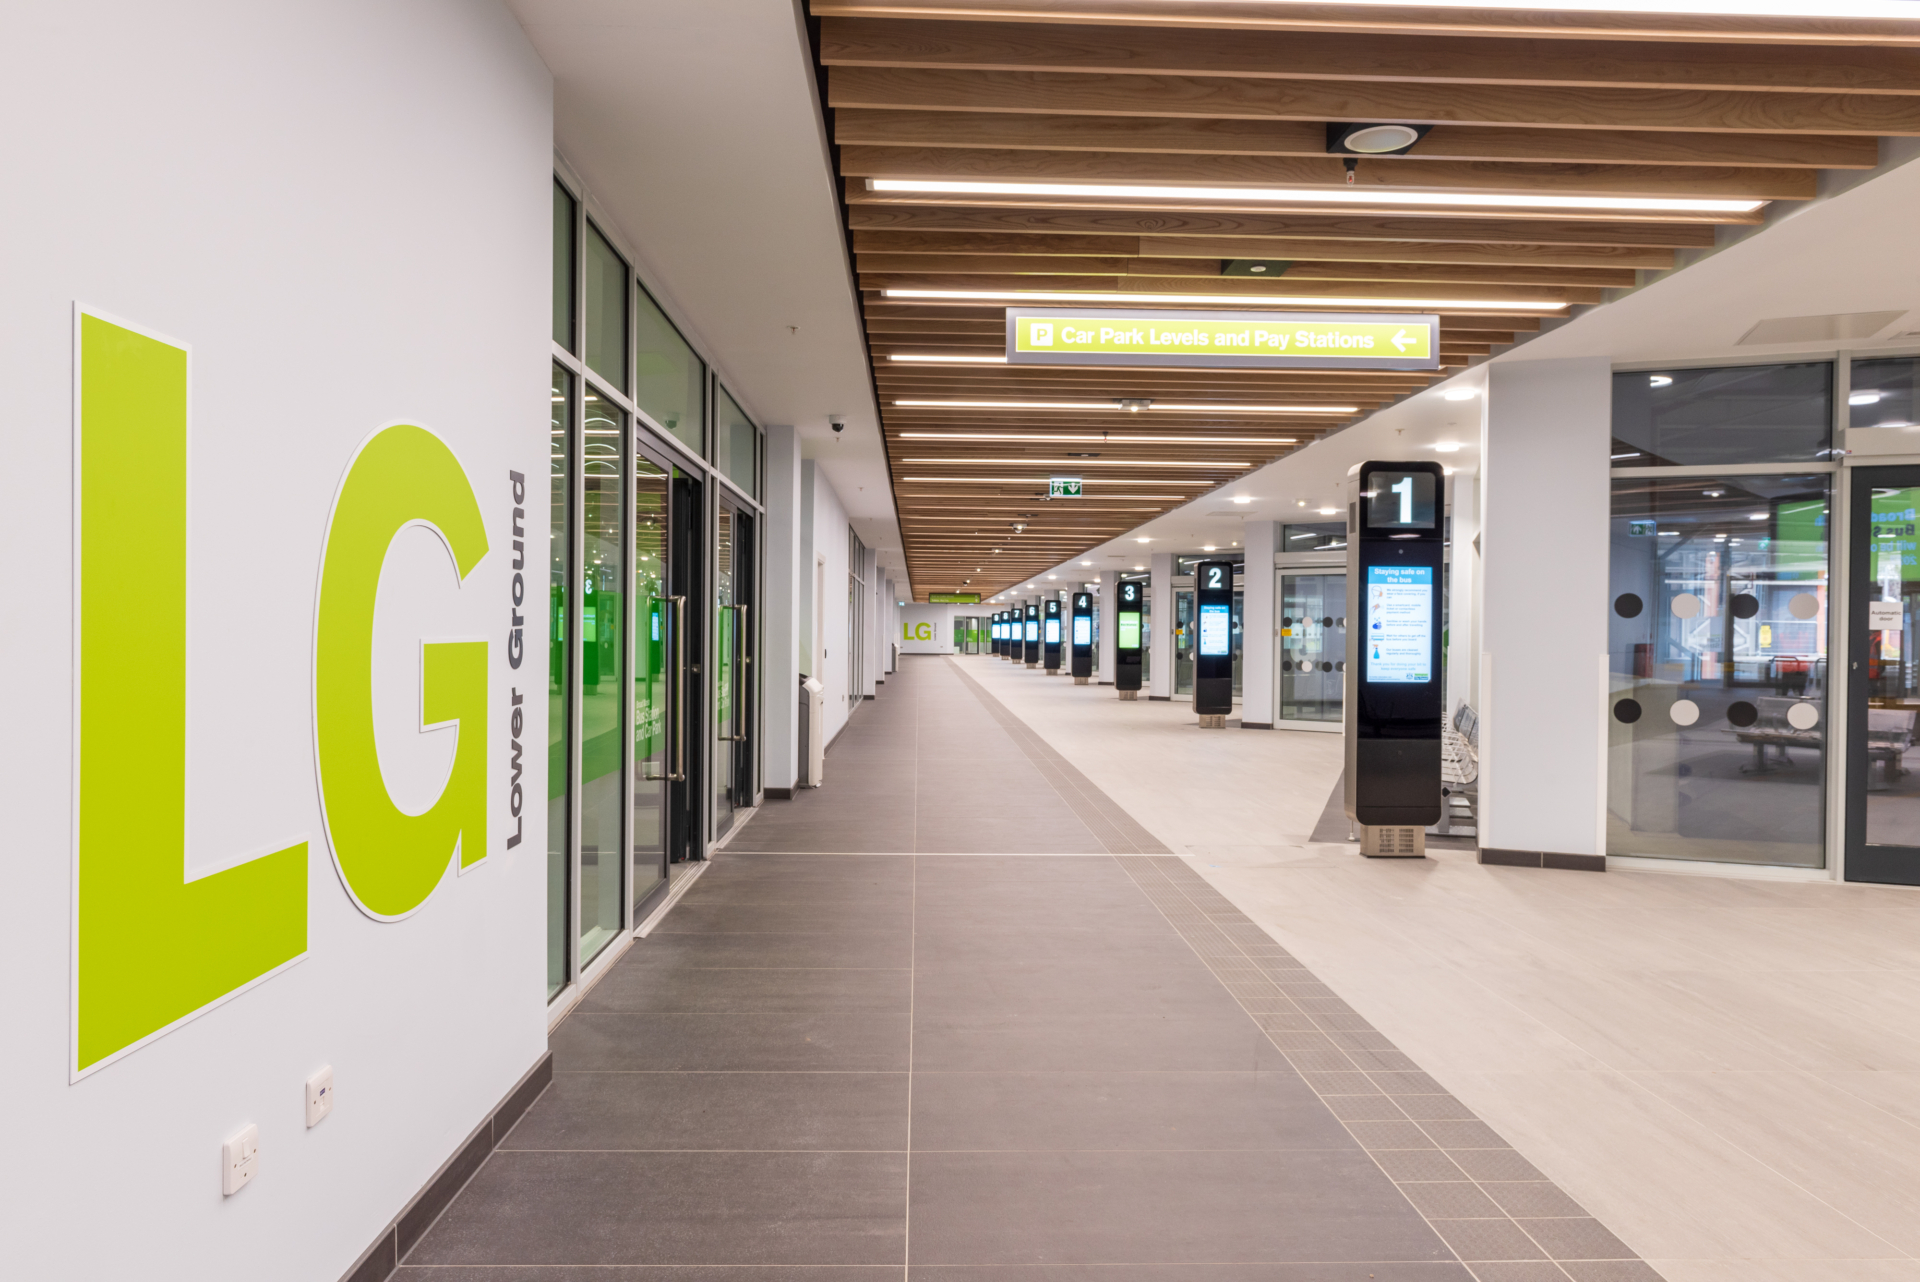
xmin=1118 ymin=690 xmax=1138 ymax=701
xmin=1197 ymin=714 xmax=1227 ymax=729
xmin=1360 ymin=826 xmax=1426 ymax=858
xmin=1025 ymin=661 xmax=1038 ymax=669
xmin=1073 ymin=676 xmax=1088 ymax=685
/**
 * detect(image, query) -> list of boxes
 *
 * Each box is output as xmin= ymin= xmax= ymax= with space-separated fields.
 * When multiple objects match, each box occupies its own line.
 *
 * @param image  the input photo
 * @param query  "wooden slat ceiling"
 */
xmin=808 ymin=0 xmax=1919 ymax=600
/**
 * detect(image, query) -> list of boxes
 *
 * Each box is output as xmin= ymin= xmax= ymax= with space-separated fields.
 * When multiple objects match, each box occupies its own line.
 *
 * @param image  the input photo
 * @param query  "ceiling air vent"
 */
xmin=1738 ymin=311 xmax=1905 ymax=345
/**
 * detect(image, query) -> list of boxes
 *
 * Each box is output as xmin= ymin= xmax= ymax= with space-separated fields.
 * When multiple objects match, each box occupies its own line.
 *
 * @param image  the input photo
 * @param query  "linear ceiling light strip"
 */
xmin=881 ymin=288 xmax=1566 ymax=311
xmin=865 ymin=180 xmax=1763 ymax=216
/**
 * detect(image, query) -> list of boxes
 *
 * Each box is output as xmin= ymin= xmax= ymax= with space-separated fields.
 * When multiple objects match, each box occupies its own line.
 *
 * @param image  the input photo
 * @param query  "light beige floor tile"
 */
xmin=1626 ymin=1069 xmax=1920 ymax=1256
xmin=1442 ymin=1069 xmax=1900 ymax=1263
xmin=1810 ymin=1069 xmax=1920 ymax=1134
xmin=1651 ymin=1257 xmax=1920 ymax=1282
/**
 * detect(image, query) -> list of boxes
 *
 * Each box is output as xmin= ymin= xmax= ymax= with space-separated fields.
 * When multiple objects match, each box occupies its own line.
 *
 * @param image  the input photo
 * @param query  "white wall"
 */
xmin=762 ymin=425 xmax=802 ymax=791
xmin=0 ymin=3 xmax=551 ymax=1278
xmin=807 ymin=461 xmax=854 ymax=742
xmin=900 ymin=603 xmax=977 ymax=653
xmin=1481 ymin=358 xmax=1612 ymax=856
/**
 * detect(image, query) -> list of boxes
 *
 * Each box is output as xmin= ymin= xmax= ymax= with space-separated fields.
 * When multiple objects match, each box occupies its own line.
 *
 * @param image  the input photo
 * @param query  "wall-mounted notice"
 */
xmin=1365 ymin=566 xmax=1433 ymax=683
xmin=1008 ymin=308 xmax=1439 ymax=371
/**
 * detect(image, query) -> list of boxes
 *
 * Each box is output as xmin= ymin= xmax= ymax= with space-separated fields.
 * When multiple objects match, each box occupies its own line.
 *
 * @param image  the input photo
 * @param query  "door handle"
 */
xmin=643 ymin=595 xmax=687 ymax=782
xmin=719 ymin=603 xmax=749 ymax=742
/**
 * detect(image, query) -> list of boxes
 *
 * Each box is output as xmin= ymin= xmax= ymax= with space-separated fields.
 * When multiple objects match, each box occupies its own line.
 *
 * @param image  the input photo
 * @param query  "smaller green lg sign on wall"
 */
xmin=1007 ymin=308 xmax=1440 ymax=371
xmin=1048 ymin=477 xmax=1082 ymax=499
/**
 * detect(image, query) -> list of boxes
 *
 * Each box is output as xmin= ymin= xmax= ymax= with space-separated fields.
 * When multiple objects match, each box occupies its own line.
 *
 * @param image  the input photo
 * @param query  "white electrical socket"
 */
xmin=222 ymin=1124 xmax=259 ymax=1195
xmin=305 ymin=1066 xmax=334 ymax=1128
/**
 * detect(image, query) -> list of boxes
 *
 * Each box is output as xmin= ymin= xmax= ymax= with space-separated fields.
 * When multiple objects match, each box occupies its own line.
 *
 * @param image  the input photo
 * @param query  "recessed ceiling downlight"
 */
xmin=1344 ymin=125 xmax=1421 ymax=154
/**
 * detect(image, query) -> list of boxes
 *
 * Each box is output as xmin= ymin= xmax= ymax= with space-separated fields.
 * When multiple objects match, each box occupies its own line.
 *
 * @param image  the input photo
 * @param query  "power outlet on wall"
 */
xmin=305 ymin=1066 xmax=334 ymax=1128
xmin=222 ymin=1124 xmax=259 ymax=1195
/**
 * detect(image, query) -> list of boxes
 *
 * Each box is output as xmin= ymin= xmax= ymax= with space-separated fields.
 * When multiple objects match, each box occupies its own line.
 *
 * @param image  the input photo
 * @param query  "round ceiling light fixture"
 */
xmin=1327 ymin=122 xmax=1431 ymax=157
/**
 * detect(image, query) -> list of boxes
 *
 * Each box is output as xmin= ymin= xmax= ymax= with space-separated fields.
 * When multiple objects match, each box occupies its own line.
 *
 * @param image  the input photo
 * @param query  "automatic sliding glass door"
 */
xmin=715 ymin=498 xmax=755 ymax=838
xmin=1848 ymin=465 xmax=1920 ymax=884
xmin=631 ymin=449 xmax=673 ymax=917
xmin=578 ymin=392 xmax=627 ymax=967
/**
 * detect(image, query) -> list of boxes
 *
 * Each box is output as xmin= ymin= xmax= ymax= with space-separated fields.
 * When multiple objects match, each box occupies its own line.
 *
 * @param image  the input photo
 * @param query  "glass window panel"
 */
xmin=552 ymin=180 xmax=575 ymax=353
xmin=548 ymin=366 xmax=573 ymax=1000
xmin=1283 ymin=522 xmax=1347 ymax=552
xmin=1280 ymin=572 xmax=1347 ymax=722
xmin=631 ymin=454 xmax=669 ymax=915
xmin=579 ymin=393 xmax=627 ymax=964
xmin=583 ymin=221 xmax=629 ymax=392
xmin=1607 ymin=474 xmax=1830 ymax=867
xmin=634 ymin=286 xmax=704 ymax=455
xmin=1611 ymin=362 xmax=1832 ymax=468
xmin=715 ymin=385 xmax=758 ymax=497
xmin=1851 ymin=358 xmax=1919 ymax=431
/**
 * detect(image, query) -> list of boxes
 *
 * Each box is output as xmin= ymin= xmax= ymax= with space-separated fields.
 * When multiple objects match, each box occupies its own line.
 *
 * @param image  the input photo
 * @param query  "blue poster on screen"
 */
xmin=1366 ymin=566 xmax=1432 ymax=683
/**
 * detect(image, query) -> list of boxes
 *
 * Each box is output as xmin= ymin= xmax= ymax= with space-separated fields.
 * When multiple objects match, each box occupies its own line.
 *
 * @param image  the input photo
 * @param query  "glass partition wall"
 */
xmin=548 ymin=171 xmax=765 ymax=1005
xmin=1608 ymin=361 xmax=1835 ymax=869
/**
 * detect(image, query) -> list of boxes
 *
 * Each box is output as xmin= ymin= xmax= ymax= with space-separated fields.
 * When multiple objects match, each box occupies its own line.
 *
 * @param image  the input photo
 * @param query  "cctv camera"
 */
xmin=830 ymin=419 xmax=845 ymax=433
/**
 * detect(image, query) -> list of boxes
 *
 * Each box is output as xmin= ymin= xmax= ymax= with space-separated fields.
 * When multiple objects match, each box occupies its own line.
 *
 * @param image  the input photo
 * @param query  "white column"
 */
xmin=1241 ymin=521 xmax=1278 ymax=727
xmin=883 ymin=578 xmax=897 ymax=675
xmin=798 ymin=461 xmax=816 ymax=677
xmin=761 ymin=425 xmax=802 ymax=794
xmin=1481 ymin=358 xmax=1611 ymax=857
xmin=1148 ymin=551 xmax=1174 ymax=699
xmin=864 ymin=546 xmax=882 ymax=697
xmin=1447 ymin=469 xmax=1481 ymax=723
xmin=1097 ymin=569 xmax=1118 ymax=683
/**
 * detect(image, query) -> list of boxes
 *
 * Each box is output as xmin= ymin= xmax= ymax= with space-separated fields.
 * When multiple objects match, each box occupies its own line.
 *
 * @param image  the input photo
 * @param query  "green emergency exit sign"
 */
xmin=1049 ymin=476 xmax=1083 ymax=498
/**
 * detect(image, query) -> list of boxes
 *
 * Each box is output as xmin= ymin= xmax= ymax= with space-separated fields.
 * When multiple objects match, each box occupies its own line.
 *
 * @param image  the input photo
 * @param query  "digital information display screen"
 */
xmin=1117 ymin=614 xmax=1141 ymax=649
xmin=1366 ymin=469 xmax=1438 ymax=530
xmin=1025 ymin=620 xmax=1038 ymax=642
xmin=1198 ymin=602 xmax=1232 ymax=657
xmin=1044 ymin=619 xmax=1060 ymax=644
xmin=1072 ymin=616 xmax=1092 ymax=646
xmin=1365 ymin=566 xmax=1433 ymax=683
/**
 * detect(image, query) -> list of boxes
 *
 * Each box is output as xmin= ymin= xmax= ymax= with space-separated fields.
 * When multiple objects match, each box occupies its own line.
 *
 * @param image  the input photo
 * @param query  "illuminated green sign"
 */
xmin=928 ymin=592 xmax=980 ymax=603
xmin=1048 ymin=477 xmax=1082 ymax=498
xmin=1007 ymin=308 xmax=1439 ymax=370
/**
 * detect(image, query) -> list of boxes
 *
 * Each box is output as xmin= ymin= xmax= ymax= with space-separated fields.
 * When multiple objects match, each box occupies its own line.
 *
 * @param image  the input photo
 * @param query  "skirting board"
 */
xmin=764 ymin=786 xmax=794 ymax=800
xmin=1479 ymin=848 xmax=1606 ymax=873
xmin=1240 ymin=721 xmax=1274 ymax=730
xmin=341 ymin=1051 xmax=554 ymax=1282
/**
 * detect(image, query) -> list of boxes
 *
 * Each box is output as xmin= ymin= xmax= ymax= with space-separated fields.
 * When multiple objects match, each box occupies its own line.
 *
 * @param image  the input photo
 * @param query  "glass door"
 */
xmin=715 ymin=497 xmax=755 ymax=839
xmin=1848 ymin=466 xmax=1920 ymax=884
xmin=669 ymin=467 xmax=705 ymax=865
xmin=1279 ymin=571 xmax=1348 ymax=723
xmin=578 ymin=391 xmax=627 ymax=967
xmin=630 ymin=445 xmax=674 ymax=918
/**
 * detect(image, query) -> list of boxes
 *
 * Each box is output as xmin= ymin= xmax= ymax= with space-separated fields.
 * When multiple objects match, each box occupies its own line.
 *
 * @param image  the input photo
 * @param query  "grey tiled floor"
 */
xmin=398 ymin=656 xmax=1657 ymax=1281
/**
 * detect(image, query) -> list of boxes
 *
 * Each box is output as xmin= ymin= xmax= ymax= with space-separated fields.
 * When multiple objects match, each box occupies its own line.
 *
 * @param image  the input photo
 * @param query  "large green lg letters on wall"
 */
xmin=316 ymin=426 xmax=489 ymax=919
xmin=76 ymin=314 xmax=308 ymax=1075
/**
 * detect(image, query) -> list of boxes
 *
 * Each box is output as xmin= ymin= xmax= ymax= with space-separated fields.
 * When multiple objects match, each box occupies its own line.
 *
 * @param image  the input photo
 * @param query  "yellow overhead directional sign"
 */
xmin=1006 ymin=308 xmax=1440 ymax=371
